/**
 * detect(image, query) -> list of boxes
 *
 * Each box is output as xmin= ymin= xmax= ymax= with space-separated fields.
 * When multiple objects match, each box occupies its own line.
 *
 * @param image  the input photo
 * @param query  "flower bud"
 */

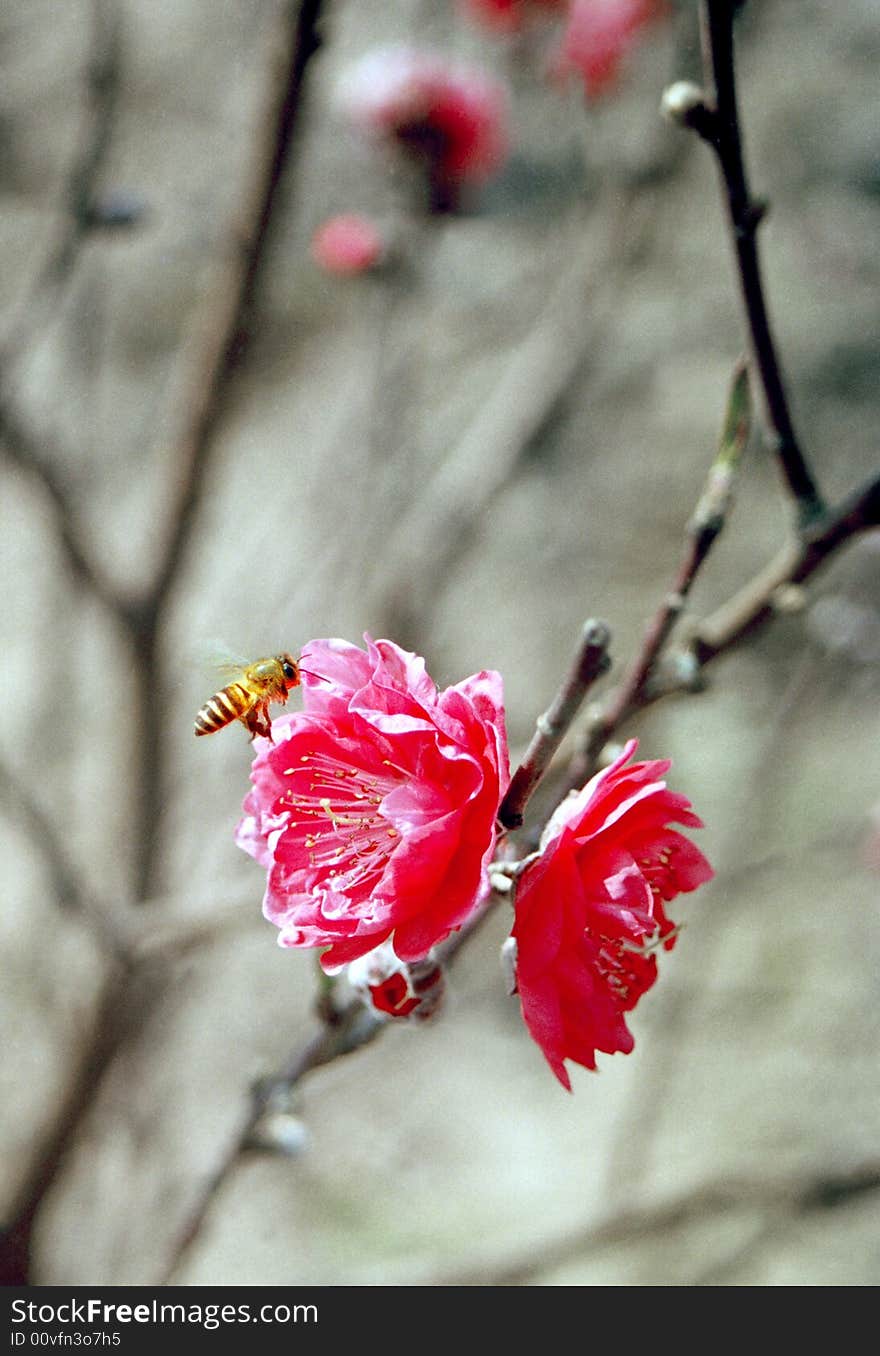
xmin=660 ymin=80 xmax=709 ymax=127
xmin=347 ymin=941 xmax=446 ymax=1022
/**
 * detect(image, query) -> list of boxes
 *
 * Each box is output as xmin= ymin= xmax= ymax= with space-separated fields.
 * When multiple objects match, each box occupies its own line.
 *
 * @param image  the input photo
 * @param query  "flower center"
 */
xmin=277 ymin=750 xmax=403 ymax=896
xmin=640 ymin=844 xmax=678 ymax=900
xmin=594 ymin=936 xmax=636 ymax=1004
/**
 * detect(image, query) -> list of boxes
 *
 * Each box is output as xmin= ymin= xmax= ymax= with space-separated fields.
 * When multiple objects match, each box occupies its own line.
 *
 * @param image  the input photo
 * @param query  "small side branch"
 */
xmin=498 ymin=619 xmax=612 ymax=831
xmin=161 ymin=887 xmax=502 ymax=1284
xmin=694 ymin=467 xmax=880 ymax=663
xmin=574 ymin=360 xmax=751 ymax=775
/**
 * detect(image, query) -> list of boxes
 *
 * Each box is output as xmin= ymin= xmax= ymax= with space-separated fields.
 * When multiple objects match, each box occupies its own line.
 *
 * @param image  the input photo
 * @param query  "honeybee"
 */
xmin=194 ymin=653 xmax=303 ymax=741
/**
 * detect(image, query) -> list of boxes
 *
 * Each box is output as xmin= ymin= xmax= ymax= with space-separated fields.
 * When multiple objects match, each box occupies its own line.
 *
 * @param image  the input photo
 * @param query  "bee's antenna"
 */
xmin=298 ymin=667 xmax=330 ymax=684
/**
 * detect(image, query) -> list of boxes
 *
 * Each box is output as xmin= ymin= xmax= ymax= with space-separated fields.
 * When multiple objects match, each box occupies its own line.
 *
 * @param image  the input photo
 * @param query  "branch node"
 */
xmin=730 ymin=200 xmax=769 ymax=244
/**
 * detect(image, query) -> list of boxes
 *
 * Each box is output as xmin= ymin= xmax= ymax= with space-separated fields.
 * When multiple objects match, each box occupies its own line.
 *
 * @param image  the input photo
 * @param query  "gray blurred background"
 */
xmin=1 ymin=0 xmax=878 ymax=1286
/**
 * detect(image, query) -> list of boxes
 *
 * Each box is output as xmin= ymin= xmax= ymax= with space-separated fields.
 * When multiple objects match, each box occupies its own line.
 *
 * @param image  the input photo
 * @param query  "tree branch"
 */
xmin=563 ymin=461 xmax=880 ymax=789
xmin=0 ymin=0 xmax=122 ymax=365
xmin=670 ymin=2 xmax=825 ymax=526
xmin=0 ymin=0 xmax=126 ymax=617
xmin=0 ymin=758 xmax=128 ymax=958
xmin=128 ymin=0 xmax=325 ymax=902
xmin=0 ymin=402 xmax=125 ymax=616
xmin=145 ymin=0 xmax=323 ymax=615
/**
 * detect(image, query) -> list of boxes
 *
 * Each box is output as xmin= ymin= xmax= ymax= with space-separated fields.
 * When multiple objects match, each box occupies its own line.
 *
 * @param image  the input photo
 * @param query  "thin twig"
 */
xmin=689 ymin=1 xmax=825 ymax=525
xmin=571 ymin=359 xmax=751 ymax=779
xmin=498 ymin=619 xmax=612 ymax=831
xmin=693 ymin=467 xmax=880 ymax=663
xmin=161 ymin=889 xmax=503 ymax=1283
xmin=158 ymin=994 xmax=379 ymax=1284
xmin=564 ymin=464 xmax=880 ymax=790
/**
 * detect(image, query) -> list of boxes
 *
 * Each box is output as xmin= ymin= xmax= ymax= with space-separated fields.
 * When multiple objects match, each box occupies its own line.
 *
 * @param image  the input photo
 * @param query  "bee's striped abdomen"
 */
xmin=194 ymin=682 xmax=252 ymax=736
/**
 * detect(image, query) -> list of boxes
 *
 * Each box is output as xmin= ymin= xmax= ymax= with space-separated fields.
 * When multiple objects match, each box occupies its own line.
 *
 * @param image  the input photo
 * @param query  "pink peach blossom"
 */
xmin=510 ymin=740 xmax=713 ymax=1088
xmin=553 ymin=0 xmax=663 ymax=100
xmin=339 ymin=46 xmax=510 ymax=205
xmin=236 ymin=637 xmax=509 ymax=971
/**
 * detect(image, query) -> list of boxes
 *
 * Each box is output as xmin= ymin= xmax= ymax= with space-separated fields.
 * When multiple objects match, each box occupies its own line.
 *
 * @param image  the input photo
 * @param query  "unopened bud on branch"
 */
xmin=661 ymin=80 xmax=711 ymax=131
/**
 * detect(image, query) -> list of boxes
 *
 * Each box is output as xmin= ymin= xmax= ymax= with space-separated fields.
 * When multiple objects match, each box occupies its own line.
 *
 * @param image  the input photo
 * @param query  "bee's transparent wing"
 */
xmin=191 ymin=639 xmax=252 ymax=681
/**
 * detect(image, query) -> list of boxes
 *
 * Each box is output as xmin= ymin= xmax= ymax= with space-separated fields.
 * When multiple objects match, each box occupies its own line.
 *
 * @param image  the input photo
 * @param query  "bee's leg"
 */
xmin=248 ymin=703 xmax=274 ymax=742
xmin=242 ymin=707 xmax=268 ymax=741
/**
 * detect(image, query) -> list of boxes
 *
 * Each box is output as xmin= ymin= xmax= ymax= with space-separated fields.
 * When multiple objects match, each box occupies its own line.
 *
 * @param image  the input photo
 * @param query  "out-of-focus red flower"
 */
xmin=347 ymin=941 xmax=446 ymax=1021
xmin=459 ymin=0 xmax=565 ymax=32
xmin=553 ymin=0 xmax=663 ymax=100
xmin=339 ymin=46 xmax=510 ymax=207
xmin=310 ymin=214 xmax=385 ymax=275
xmin=236 ymin=637 xmax=509 ymax=971
xmin=510 ymin=740 xmax=713 ymax=1089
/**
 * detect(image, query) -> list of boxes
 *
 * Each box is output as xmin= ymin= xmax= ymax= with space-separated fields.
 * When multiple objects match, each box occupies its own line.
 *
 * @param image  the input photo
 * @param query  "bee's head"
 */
xmin=279 ymin=653 xmax=301 ymax=688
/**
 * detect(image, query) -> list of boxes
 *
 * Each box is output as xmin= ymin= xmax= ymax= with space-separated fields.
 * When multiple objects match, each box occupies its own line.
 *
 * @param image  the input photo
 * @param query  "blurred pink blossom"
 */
xmin=339 ymin=46 xmax=510 ymax=208
xmin=553 ymin=0 xmax=664 ymax=100
xmin=310 ymin=213 xmax=385 ymax=275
